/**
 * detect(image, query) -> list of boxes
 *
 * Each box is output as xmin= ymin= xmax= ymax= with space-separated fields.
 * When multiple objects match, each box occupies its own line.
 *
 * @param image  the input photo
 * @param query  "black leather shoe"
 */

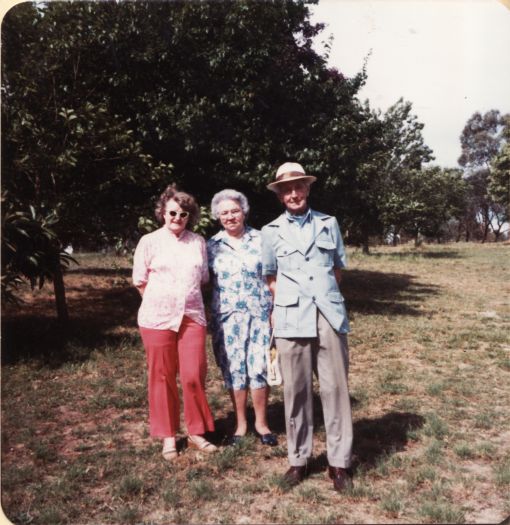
xmin=226 ymin=435 xmax=244 ymax=446
xmin=328 ymin=466 xmax=353 ymax=492
xmin=284 ymin=465 xmax=307 ymax=487
xmin=256 ymin=432 xmax=278 ymax=447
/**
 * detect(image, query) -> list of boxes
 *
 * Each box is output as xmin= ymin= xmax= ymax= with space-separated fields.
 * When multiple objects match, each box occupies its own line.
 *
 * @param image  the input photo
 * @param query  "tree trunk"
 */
xmin=481 ymin=221 xmax=490 ymax=243
xmin=53 ymin=262 xmax=69 ymax=325
xmin=392 ymin=228 xmax=400 ymax=246
xmin=362 ymin=234 xmax=370 ymax=255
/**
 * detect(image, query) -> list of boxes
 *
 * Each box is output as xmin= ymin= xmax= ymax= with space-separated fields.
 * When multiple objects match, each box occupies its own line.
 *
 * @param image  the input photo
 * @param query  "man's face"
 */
xmin=278 ymin=180 xmax=310 ymax=215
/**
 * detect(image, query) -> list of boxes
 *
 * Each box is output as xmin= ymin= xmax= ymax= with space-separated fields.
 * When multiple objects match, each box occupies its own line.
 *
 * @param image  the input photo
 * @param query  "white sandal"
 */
xmin=162 ymin=437 xmax=178 ymax=461
xmin=187 ymin=435 xmax=217 ymax=453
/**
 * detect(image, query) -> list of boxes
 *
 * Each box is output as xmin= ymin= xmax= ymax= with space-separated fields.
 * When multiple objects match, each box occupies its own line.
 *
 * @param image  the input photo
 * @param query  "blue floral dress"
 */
xmin=207 ymin=227 xmax=273 ymax=390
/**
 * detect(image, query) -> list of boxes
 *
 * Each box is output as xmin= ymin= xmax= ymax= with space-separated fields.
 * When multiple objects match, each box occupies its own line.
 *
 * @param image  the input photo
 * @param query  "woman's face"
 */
xmin=164 ymin=199 xmax=189 ymax=236
xmin=217 ymin=199 xmax=245 ymax=238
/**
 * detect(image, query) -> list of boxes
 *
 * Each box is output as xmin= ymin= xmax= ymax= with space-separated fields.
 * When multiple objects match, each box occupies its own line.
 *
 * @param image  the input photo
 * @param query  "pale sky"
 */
xmin=310 ymin=0 xmax=510 ymax=168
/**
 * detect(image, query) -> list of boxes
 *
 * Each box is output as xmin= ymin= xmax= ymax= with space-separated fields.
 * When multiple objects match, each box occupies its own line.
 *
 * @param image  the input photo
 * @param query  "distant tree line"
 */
xmin=2 ymin=1 xmax=509 ymax=317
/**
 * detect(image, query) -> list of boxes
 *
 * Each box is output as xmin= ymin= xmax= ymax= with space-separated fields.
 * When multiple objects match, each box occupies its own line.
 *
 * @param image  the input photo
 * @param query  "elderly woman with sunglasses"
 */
xmin=207 ymin=189 xmax=277 ymax=447
xmin=132 ymin=184 xmax=217 ymax=461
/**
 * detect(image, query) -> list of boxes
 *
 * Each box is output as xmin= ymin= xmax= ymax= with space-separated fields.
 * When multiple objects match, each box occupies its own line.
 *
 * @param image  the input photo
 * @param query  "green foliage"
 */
xmin=1 ymin=0 xmax=367 ymax=241
xmin=2 ymin=2 xmax=173 ymax=248
xmin=458 ymin=110 xmax=509 ymax=241
xmin=1 ymin=192 xmax=75 ymax=304
xmin=323 ymin=98 xmax=436 ymax=248
xmin=4 ymin=0 xmax=502 ymax=255
xmin=380 ymin=166 xmax=468 ymax=242
xmin=488 ymin=115 xmax=510 ymax=218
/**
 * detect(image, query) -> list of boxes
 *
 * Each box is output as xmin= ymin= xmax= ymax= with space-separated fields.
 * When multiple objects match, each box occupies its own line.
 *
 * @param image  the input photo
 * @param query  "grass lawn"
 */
xmin=2 ymin=242 xmax=509 ymax=524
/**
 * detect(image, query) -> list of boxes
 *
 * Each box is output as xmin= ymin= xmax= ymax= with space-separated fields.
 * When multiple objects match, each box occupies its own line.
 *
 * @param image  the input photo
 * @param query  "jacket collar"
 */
xmin=270 ymin=209 xmax=331 ymax=255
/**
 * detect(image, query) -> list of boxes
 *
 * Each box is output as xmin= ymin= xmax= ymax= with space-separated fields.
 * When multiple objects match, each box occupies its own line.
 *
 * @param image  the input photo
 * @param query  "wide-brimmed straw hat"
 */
xmin=267 ymin=162 xmax=317 ymax=192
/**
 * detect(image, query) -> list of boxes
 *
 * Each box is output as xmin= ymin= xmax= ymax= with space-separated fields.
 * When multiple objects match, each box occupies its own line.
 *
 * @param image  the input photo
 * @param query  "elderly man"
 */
xmin=261 ymin=162 xmax=353 ymax=492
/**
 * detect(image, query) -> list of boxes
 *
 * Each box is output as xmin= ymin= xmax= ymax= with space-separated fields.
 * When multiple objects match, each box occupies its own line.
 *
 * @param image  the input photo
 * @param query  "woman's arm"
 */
xmin=132 ymin=235 xmax=150 ymax=293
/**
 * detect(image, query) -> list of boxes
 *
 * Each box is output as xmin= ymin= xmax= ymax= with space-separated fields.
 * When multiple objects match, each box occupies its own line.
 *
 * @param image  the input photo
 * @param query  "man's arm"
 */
xmin=331 ymin=217 xmax=345 ymax=286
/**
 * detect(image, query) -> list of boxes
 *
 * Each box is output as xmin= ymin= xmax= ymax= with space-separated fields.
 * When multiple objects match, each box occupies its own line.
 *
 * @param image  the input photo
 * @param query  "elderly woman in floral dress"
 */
xmin=207 ymin=189 xmax=277 ymax=446
xmin=132 ymin=184 xmax=217 ymax=461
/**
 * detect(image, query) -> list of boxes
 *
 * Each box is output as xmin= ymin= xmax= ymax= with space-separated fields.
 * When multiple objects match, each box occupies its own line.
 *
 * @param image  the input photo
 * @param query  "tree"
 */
xmin=379 ymin=167 xmax=467 ymax=245
xmin=332 ymin=98 xmax=434 ymax=252
xmin=488 ymin=115 xmax=510 ymax=239
xmin=2 ymin=0 xmax=364 ymax=230
xmin=1 ymin=192 xmax=75 ymax=322
xmin=458 ymin=110 xmax=509 ymax=242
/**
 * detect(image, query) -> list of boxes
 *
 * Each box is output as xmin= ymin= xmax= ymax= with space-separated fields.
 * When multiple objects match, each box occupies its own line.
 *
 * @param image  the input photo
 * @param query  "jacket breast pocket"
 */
xmin=276 ymin=245 xmax=300 ymax=270
xmin=315 ymin=238 xmax=336 ymax=267
xmin=274 ymin=294 xmax=299 ymax=329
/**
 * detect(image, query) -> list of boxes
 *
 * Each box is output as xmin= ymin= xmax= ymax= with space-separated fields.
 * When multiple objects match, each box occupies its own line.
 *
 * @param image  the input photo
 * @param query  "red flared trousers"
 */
xmin=139 ymin=316 xmax=215 ymax=437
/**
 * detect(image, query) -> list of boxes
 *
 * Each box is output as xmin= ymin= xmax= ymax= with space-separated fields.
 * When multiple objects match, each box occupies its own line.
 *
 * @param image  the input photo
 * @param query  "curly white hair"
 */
xmin=210 ymin=189 xmax=250 ymax=219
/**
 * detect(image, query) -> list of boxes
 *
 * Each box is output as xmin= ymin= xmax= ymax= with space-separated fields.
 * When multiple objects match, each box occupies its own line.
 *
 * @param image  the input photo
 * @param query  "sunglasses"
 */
xmin=168 ymin=210 xmax=189 ymax=219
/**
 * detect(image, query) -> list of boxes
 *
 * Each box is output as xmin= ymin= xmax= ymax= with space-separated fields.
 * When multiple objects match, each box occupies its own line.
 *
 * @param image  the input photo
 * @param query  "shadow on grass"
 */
xmin=342 ymin=269 xmax=440 ymax=316
xmin=257 ymin=392 xmax=423 ymax=475
xmin=66 ymin=267 xmax=132 ymax=277
xmin=213 ymin=391 xmax=333 ymax=441
xmin=2 ymin=266 xmax=439 ymax=367
xmin=213 ymin=394 xmax=422 ymax=474
xmin=308 ymin=410 xmax=425 ymax=474
xmin=352 ymin=411 xmax=425 ymax=467
xmin=1 ymin=285 xmax=141 ymax=367
xmin=370 ymin=250 xmax=462 ymax=260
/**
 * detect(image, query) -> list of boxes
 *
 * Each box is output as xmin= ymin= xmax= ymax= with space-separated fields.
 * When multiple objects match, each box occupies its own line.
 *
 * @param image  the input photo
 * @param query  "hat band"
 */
xmin=275 ymin=171 xmax=307 ymax=182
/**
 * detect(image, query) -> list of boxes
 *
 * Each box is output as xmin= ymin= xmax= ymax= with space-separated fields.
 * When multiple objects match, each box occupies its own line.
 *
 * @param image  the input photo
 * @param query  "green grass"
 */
xmin=2 ymin=243 xmax=510 ymax=524
xmin=380 ymin=488 xmax=405 ymax=516
xmin=453 ymin=441 xmax=475 ymax=459
xmin=495 ymin=459 xmax=510 ymax=486
xmin=418 ymin=500 xmax=465 ymax=524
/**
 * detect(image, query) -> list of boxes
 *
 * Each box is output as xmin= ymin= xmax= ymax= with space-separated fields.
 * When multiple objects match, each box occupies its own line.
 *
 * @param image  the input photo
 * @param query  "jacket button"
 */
xmin=284 ymin=250 xmax=287 ymax=254
xmin=312 ymin=296 xmax=316 ymax=301
xmin=309 ymin=276 xmax=313 ymax=280
xmin=305 ymin=257 xmax=309 ymax=261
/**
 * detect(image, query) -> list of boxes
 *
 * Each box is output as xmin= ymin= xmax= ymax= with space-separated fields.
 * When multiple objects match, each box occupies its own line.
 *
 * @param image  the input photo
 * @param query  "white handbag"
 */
xmin=265 ymin=332 xmax=283 ymax=386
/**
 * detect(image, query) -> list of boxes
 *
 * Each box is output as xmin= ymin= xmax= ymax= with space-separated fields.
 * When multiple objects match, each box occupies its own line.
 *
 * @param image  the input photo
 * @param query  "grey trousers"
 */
xmin=276 ymin=311 xmax=353 ymax=468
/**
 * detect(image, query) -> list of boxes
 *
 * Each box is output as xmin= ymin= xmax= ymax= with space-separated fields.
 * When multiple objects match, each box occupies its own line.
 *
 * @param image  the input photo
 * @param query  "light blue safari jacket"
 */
xmin=261 ymin=209 xmax=350 ymax=338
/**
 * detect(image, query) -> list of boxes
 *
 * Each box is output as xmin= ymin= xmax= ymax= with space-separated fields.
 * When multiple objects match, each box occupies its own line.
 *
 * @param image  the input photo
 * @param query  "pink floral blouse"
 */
xmin=132 ymin=227 xmax=209 ymax=330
